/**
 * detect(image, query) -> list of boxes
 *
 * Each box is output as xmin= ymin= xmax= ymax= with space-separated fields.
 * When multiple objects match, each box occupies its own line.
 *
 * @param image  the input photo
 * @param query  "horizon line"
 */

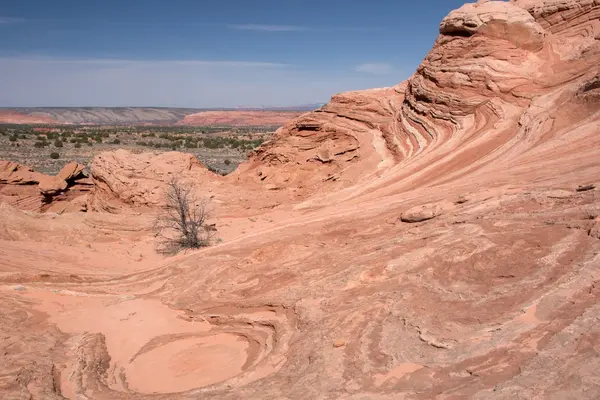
xmin=0 ymin=56 xmax=290 ymax=68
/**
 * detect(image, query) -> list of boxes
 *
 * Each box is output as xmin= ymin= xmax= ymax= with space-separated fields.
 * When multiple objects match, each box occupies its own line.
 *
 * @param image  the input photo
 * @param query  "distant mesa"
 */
xmin=0 ymin=110 xmax=62 ymax=125
xmin=0 ymin=106 xmax=319 ymax=126
xmin=177 ymin=110 xmax=307 ymax=127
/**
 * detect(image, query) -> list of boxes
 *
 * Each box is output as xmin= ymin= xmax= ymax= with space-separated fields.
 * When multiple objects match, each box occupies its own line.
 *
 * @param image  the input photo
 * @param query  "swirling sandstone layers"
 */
xmin=242 ymin=0 xmax=599 ymax=197
xmin=234 ymin=85 xmax=407 ymax=192
xmin=1 ymin=1 xmax=600 ymax=400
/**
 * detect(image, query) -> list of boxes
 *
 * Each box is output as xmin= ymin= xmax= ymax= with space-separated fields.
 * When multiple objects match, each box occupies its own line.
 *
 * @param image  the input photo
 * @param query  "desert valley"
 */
xmin=1 ymin=0 xmax=600 ymax=399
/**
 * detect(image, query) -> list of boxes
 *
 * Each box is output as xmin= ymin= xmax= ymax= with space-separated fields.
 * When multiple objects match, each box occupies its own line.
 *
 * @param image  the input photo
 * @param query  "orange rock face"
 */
xmin=0 ymin=160 xmax=47 ymax=185
xmin=1 ymin=1 xmax=600 ymax=399
xmin=0 ymin=160 xmax=90 ymax=211
xmin=177 ymin=110 xmax=306 ymax=126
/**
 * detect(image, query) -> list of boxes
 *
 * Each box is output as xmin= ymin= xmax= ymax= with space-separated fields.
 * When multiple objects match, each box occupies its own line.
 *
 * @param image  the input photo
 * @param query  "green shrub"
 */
xmin=224 ymin=159 xmax=231 ymax=166
xmin=50 ymin=152 xmax=60 ymax=159
xmin=9 ymin=135 xmax=17 ymax=142
xmin=74 ymin=142 xmax=82 ymax=148
xmin=54 ymin=139 xmax=63 ymax=148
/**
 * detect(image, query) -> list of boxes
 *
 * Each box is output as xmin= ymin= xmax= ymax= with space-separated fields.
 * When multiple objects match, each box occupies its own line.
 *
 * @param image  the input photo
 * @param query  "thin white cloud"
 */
xmin=355 ymin=63 xmax=394 ymax=75
xmin=0 ymin=55 xmax=405 ymax=107
xmin=0 ymin=56 xmax=288 ymax=68
xmin=0 ymin=17 xmax=24 ymax=25
xmin=228 ymin=24 xmax=385 ymax=33
xmin=228 ymin=24 xmax=307 ymax=32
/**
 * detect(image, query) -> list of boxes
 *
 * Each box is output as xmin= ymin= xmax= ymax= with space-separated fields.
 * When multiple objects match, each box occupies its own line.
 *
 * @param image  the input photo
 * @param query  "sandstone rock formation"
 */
xmin=0 ymin=160 xmax=90 ymax=211
xmin=87 ymin=149 xmax=216 ymax=212
xmin=57 ymin=161 xmax=86 ymax=182
xmin=239 ymin=0 xmax=599 ymax=202
xmin=0 ymin=160 xmax=47 ymax=185
xmin=38 ymin=175 xmax=69 ymax=197
xmin=1 ymin=1 xmax=600 ymax=399
xmin=234 ymin=85 xmax=407 ymax=193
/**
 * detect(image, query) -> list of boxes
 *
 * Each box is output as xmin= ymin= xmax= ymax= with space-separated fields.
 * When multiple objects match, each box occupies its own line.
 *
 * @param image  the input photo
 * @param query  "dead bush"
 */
xmin=154 ymin=179 xmax=213 ymax=253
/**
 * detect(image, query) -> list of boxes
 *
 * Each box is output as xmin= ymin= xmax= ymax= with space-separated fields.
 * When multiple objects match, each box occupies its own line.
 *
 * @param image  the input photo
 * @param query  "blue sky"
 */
xmin=0 ymin=0 xmax=467 ymax=107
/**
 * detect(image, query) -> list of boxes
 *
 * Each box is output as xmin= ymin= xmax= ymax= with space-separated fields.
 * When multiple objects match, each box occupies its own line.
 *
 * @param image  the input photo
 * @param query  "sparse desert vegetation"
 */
xmin=0 ymin=123 xmax=273 ymax=174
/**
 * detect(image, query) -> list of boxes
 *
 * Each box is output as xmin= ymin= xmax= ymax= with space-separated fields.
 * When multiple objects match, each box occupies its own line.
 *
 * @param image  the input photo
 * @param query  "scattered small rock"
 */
xmin=401 ymin=204 xmax=443 ymax=223
xmin=589 ymin=222 xmax=600 ymax=239
xmin=546 ymin=189 xmax=574 ymax=199
xmin=12 ymin=285 xmax=26 ymax=291
xmin=333 ymin=339 xmax=346 ymax=348
xmin=448 ymin=370 xmax=472 ymax=378
xmin=419 ymin=331 xmax=452 ymax=349
xmin=315 ymin=149 xmax=332 ymax=163
xmin=455 ymin=195 xmax=468 ymax=205
xmin=576 ymin=184 xmax=596 ymax=192
xmin=38 ymin=176 xmax=68 ymax=197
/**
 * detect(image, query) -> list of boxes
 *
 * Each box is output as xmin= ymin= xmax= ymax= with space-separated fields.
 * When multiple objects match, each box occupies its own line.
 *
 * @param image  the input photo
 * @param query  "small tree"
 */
xmin=155 ymin=179 xmax=213 ymax=253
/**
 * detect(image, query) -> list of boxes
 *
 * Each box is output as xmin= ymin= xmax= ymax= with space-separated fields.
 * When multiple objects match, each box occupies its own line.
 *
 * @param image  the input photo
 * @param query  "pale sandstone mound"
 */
xmin=87 ymin=149 xmax=216 ymax=212
xmin=177 ymin=110 xmax=305 ymax=126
